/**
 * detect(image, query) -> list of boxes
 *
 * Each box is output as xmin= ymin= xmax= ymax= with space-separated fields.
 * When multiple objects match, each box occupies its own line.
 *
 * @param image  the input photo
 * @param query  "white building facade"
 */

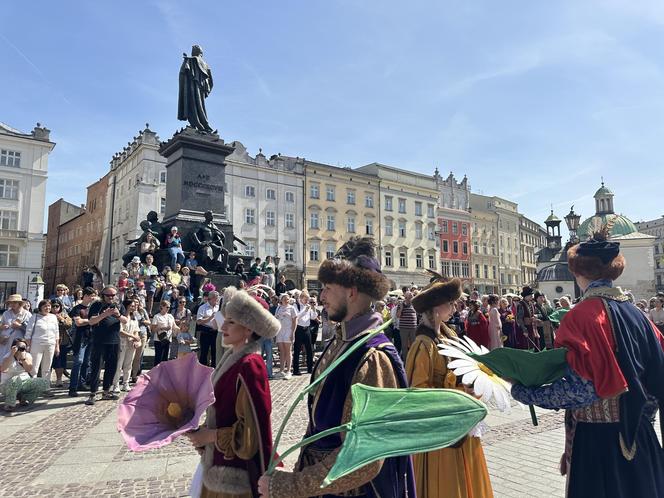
xmin=0 ymin=122 xmax=54 ymax=304
xmin=99 ymin=125 xmax=167 ymax=280
xmin=224 ymin=144 xmax=305 ymax=283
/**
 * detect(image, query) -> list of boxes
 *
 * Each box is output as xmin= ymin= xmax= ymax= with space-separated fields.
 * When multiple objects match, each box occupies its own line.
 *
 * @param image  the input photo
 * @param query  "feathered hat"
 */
xmin=317 ymin=236 xmax=389 ymax=300
xmin=576 ymin=218 xmax=620 ymax=263
xmin=221 ymin=286 xmax=281 ymax=339
xmin=411 ymin=270 xmax=462 ymax=314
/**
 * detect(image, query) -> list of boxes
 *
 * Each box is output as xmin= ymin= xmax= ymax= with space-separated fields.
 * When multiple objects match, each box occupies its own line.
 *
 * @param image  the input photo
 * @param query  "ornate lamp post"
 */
xmin=29 ymin=274 xmax=45 ymax=310
xmin=564 ymin=206 xmax=582 ymax=244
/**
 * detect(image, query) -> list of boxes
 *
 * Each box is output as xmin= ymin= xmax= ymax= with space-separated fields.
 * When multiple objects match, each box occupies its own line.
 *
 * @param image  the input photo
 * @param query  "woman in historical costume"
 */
xmin=497 ymin=297 xmax=516 ymax=348
xmin=187 ymin=286 xmax=280 ymax=498
xmin=486 ymin=294 xmax=503 ymax=351
xmin=465 ymin=300 xmax=490 ymax=349
xmin=406 ymin=276 xmax=494 ymax=498
xmin=511 ymin=226 xmax=664 ymax=498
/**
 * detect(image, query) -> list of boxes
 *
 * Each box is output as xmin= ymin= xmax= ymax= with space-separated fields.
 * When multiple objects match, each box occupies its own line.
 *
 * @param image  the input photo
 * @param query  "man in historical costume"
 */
xmin=515 ymin=286 xmax=539 ymax=350
xmin=511 ymin=227 xmax=664 ymax=498
xmin=178 ymin=44 xmax=214 ymax=133
xmin=258 ymin=236 xmax=415 ymax=498
xmin=406 ymin=274 xmax=494 ymax=498
xmin=187 ymin=286 xmax=281 ymax=497
xmin=533 ymin=291 xmax=555 ymax=349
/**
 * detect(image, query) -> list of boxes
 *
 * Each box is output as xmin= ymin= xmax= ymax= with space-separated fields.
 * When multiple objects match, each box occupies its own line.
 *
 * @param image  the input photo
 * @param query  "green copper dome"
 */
xmin=594 ymin=184 xmax=613 ymax=197
xmin=545 ymin=212 xmax=560 ymax=223
xmin=577 ymin=213 xmax=637 ymax=240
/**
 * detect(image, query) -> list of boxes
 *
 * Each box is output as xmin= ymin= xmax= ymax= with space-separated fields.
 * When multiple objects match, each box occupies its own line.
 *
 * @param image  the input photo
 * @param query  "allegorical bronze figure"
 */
xmin=177 ymin=44 xmax=214 ymax=132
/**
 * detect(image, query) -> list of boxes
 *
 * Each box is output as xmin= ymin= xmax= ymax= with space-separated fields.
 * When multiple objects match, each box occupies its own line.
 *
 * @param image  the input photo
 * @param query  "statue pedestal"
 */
xmin=159 ymin=127 xmax=236 ymax=259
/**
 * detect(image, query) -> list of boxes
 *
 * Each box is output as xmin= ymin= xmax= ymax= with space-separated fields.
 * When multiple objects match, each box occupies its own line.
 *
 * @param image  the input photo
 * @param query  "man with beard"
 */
xmin=258 ymin=236 xmax=415 ymax=498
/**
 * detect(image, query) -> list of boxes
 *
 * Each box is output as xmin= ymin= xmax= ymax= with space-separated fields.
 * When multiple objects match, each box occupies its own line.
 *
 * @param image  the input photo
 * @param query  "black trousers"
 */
xmin=198 ymin=327 xmax=217 ymax=367
xmin=293 ymin=325 xmax=313 ymax=374
xmin=89 ymin=342 xmax=120 ymax=394
xmin=154 ymin=340 xmax=170 ymax=366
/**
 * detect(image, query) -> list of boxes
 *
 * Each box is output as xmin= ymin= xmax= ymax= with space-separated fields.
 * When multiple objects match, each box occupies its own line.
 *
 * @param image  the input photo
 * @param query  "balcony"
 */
xmin=0 ymin=229 xmax=28 ymax=239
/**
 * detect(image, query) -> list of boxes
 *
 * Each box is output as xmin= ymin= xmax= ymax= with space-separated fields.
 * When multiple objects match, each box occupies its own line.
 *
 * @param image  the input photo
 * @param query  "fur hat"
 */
xmin=521 ymin=286 xmax=534 ymax=298
xmin=222 ymin=287 xmax=281 ymax=339
xmin=411 ymin=273 xmax=462 ymax=314
xmin=317 ymin=236 xmax=389 ymax=300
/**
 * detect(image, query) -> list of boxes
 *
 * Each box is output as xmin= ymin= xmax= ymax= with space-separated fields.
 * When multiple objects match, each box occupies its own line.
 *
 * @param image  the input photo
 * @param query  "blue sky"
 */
xmin=2 ymin=1 xmax=664 ymax=232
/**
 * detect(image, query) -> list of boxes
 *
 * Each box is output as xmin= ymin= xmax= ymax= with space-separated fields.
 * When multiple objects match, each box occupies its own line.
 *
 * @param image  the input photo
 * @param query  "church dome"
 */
xmin=594 ymin=184 xmax=613 ymax=197
xmin=577 ymin=213 xmax=638 ymax=240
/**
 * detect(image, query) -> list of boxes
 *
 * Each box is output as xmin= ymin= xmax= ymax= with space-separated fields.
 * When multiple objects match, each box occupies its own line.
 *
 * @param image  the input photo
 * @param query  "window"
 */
xmin=0 ymin=244 xmax=19 ymax=267
xmin=0 ymin=281 xmax=17 ymax=303
xmin=285 ymin=213 xmax=294 ymax=228
xmin=245 ymin=185 xmax=256 ymax=197
xmin=453 ymin=241 xmax=459 ymax=254
xmin=245 ymin=242 xmax=256 ymax=257
xmin=385 ymin=196 xmax=393 ymax=211
xmin=399 ymin=251 xmax=407 ymax=268
xmin=385 ymin=251 xmax=393 ymax=267
xmin=326 ymin=243 xmax=336 ymax=260
xmin=428 ymin=225 xmax=435 ymax=241
xmin=484 ymin=265 xmax=489 ymax=278
xmin=245 ymin=208 xmax=256 ymax=224
xmin=365 ymin=218 xmax=373 ymax=235
xmin=427 ymin=204 xmax=435 ymax=218
xmin=327 ymin=215 xmax=336 ymax=231
xmin=266 ymin=188 xmax=276 ymax=200
xmin=441 ymin=221 xmax=448 ymax=233
xmin=415 ymin=223 xmax=423 ymax=239
xmin=0 ymin=150 xmax=20 ymax=168
xmin=310 ymin=184 xmax=320 ymax=199
xmin=160 ymin=198 xmax=166 ymax=214
xmin=428 ymin=254 xmax=436 ymax=269
xmin=452 ymin=262 xmax=461 ymax=277
xmin=462 ymin=262 xmax=470 ymax=278
xmin=265 ymin=241 xmax=277 ymax=257
xmin=0 ymin=179 xmax=19 ymax=200
xmin=159 ymin=171 xmax=167 ymax=183
xmin=473 ymin=242 xmax=479 ymax=254
xmin=398 ymin=221 xmax=406 ymax=238
xmin=398 ymin=198 xmax=406 ymax=214
xmin=266 ymin=211 xmax=276 ymax=226
xmin=442 ymin=240 xmax=449 ymax=252
xmin=310 ymin=212 xmax=319 ymax=229
xmin=285 ymin=244 xmax=294 ymax=262
xmin=310 ymin=242 xmax=320 ymax=261
xmin=347 ymin=190 xmax=355 ymax=205
xmin=462 ymin=224 xmax=467 ymax=235
xmin=285 ymin=191 xmax=295 ymax=203
xmin=462 ymin=242 xmax=468 ymax=255
xmin=415 ymin=202 xmax=422 ymax=216
xmin=416 ymin=253 xmax=423 ymax=268
xmin=347 ymin=216 xmax=356 ymax=233
xmin=493 ymin=266 xmax=497 ymax=279
xmin=365 ymin=194 xmax=374 ymax=208
xmin=452 ymin=222 xmax=458 ymax=234
xmin=475 ymin=264 xmax=480 ymax=278
xmin=326 ymin=186 xmax=335 ymax=201
xmin=385 ymin=219 xmax=393 ymax=236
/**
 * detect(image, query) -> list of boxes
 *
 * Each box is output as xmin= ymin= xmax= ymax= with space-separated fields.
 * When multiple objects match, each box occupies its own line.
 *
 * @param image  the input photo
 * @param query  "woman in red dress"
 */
xmin=465 ymin=300 xmax=490 ymax=348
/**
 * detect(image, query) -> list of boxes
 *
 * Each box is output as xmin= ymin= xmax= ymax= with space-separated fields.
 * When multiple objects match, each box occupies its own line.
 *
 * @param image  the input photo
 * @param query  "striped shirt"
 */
xmin=398 ymin=302 xmax=418 ymax=330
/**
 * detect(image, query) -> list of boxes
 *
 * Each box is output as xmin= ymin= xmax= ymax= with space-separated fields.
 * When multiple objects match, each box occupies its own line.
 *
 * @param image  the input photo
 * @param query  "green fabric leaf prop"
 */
xmin=468 ymin=347 xmax=568 ymax=387
xmin=322 ymin=384 xmax=487 ymax=487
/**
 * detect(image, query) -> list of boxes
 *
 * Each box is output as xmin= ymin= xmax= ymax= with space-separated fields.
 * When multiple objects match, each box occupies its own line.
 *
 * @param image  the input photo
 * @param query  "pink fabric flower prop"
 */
xmin=117 ymin=353 xmax=215 ymax=451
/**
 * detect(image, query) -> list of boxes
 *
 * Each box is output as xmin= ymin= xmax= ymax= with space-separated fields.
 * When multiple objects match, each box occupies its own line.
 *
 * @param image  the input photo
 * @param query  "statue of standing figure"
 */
xmin=177 ymin=44 xmax=214 ymax=132
xmin=191 ymin=210 xmax=229 ymax=273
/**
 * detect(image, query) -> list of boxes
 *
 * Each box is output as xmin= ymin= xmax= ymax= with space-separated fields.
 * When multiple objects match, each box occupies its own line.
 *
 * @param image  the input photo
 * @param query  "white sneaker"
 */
xmin=111 ymin=386 xmax=121 ymax=394
xmin=122 ymin=384 xmax=131 ymax=392
xmin=284 ymin=372 xmax=292 ymax=380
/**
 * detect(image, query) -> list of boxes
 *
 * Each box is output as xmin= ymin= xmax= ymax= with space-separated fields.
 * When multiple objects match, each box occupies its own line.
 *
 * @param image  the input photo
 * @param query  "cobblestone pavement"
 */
xmin=0 ymin=372 xmax=660 ymax=497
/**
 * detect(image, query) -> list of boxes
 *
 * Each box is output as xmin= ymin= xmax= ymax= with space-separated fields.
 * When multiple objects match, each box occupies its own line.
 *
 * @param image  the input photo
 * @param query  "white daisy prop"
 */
xmin=438 ymin=336 xmax=513 ymax=413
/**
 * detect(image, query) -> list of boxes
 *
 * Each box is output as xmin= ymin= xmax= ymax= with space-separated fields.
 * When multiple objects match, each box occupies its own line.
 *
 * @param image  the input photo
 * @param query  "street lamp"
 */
xmin=29 ymin=274 xmax=45 ymax=310
xmin=564 ymin=206 xmax=581 ymax=243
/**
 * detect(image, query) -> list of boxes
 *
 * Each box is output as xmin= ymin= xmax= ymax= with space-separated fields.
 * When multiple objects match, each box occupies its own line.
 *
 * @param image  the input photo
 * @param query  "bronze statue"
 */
xmin=122 ymin=219 xmax=161 ymax=266
xmin=191 ymin=210 xmax=229 ymax=273
xmin=177 ymin=45 xmax=214 ymax=132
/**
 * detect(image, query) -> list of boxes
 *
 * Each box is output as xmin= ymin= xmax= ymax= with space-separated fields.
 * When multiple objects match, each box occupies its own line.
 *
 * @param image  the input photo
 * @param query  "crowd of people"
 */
xmin=1 ymin=232 xmax=662 ymax=498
